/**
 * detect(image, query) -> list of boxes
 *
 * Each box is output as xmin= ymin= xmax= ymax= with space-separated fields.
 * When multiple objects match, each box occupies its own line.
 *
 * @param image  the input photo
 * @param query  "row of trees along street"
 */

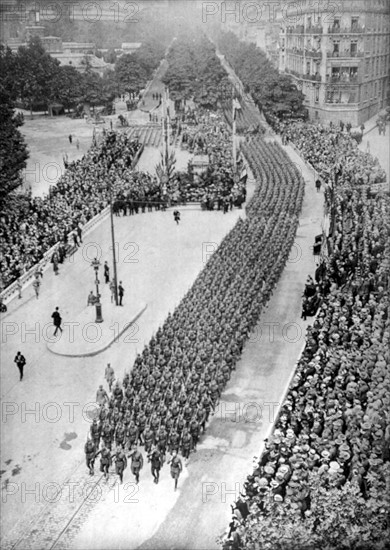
xmin=216 ymin=31 xmax=306 ymax=120
xmin=0 ymin=35 xmax=168 ymax=197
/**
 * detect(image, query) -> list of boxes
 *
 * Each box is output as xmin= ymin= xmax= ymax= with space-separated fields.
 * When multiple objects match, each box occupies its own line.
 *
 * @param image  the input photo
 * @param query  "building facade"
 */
xmin=279 ymin=0 xmax=390 ymax=125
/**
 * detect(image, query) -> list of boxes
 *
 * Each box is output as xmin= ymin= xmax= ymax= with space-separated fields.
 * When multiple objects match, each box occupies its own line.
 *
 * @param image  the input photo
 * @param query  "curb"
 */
xmin=46 ymin=303 xmax=147 ymax=358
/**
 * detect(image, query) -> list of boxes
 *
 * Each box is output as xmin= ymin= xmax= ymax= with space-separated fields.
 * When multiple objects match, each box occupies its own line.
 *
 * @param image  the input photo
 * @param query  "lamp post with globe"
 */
xmin=91 ymin=257 xmax=103 ymax=323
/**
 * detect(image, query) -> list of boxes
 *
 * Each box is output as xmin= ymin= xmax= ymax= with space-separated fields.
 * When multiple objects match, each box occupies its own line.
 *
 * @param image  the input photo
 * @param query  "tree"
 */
xmin=51 ymin=65 xmax=83 ymax=112
xmin=16 ymin=36 xmax=61 ymax=114
xmin=114 ymin=54 xmax=147 ymax=95
xmin=0 ymin=87 xmax=29 ymax=198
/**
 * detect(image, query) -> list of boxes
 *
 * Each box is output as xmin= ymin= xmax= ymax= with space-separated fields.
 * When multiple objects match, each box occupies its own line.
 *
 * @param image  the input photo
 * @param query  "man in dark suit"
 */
xmin=52 ymin=307 xmax=63 ymax=336
xmin=14 ymin=352 xmax=26 ymax=381
xmin=118 ymin=282 xmax=124 ymax=306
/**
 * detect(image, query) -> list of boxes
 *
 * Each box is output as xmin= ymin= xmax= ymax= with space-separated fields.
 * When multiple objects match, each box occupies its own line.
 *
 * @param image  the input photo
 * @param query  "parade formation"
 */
xmin=1 ymin=5 xmax=389 ymax=550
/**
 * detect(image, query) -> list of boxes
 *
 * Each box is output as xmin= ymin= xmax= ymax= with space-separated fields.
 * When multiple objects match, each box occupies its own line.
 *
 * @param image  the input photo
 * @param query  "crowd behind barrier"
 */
xmin=85 ymin=137 xmax=305 ymax=488
xmin=223 ymin=121 xmax=390 ymax=549
xmin=274 ymin=117 xmax=386 ymax=187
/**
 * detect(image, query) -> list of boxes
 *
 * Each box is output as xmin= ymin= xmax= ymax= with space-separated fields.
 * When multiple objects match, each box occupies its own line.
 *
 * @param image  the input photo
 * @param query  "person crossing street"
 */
xmin=14 ymin=351 xmax=26 ymax=381
xmin=168 ymin=451 xmax=183 ymax=491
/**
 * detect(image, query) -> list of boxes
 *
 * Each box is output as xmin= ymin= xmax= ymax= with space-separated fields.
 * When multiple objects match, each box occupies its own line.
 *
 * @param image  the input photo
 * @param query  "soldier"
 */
xmin=143 ymin=424 xmax=155 ymax=453
xmin=168 ymin=428 xmax=180 ymax=454
xmin=156 ymin=425 xmax=168 ymax=456
xmin=102 ymin=420 xmax=114 ymax=450
xmin=137 ymin=411 xmax=147 ymax=445
xmin=114 ymin=445 xmax=127 ymax=484
xmin=126 ymin=420 xmax=139 ymax=450
xmin=113 ymin=381 xmax=124 ymax=405
xmin=150 ymin=412 xmax=160 ymax=439
xmin=148 ymin=447 xmax=164 ymax=484
xmin=84 ymin=437 xmax=96 ymax=475
xmin=90 ymin=418 xmax=101 ymax=451
xmin=105 ymin=363 xmax=115 ymax=391
xmin=115 ymin=421 xmax=126 ymax=448
xmin=189 ymin=417 xmax=200 ymax=450
xmin=168 ymin=451 xmax=183 ymax=491
xmin=96 ymin=385 xmax=109 ymax=407
xmin=128 ymin=446 xmax=144 ymax=484
xmin=96 ymin=444 xmax=112 ymax=480
xmin=181 ymin=428 xmax=193 ymax=460
xmin=196 ymin=404 xmax=207 ymax=433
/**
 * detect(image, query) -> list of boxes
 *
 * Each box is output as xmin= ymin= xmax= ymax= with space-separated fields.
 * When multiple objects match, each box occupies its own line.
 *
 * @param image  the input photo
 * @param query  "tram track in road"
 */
xmin=2 ymin=463 xmax=118 ymax=550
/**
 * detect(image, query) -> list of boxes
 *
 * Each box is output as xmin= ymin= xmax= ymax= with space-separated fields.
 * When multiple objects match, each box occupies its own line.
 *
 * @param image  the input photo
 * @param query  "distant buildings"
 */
xmin=279 ymin=0 xmax=390 ymax=125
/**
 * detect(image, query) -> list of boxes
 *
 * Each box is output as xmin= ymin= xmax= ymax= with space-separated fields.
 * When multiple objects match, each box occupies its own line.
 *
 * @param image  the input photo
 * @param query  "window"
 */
xmin=315 ymin=86 xmax=320 ymax=102
xmin=306 ymin=61 xmax=310 ymax=74
xmin=350 ymin=42 xmax=357 ymax=56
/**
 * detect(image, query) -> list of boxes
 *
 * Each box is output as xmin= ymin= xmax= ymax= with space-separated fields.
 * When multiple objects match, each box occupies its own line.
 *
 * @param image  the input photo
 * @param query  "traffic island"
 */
xmin=47 ymin=302 xmax=147 ymax=357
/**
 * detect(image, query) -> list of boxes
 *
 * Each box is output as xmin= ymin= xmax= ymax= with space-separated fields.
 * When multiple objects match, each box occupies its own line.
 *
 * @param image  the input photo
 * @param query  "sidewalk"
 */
xmin=47 ymin=302 xmax=147 ymax=357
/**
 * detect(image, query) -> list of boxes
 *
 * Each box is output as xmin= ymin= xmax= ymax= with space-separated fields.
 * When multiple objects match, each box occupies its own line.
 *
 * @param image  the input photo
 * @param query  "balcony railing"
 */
xmin=285 ymin=68 xmax=322 ymax=82
xmin=327 ymin=51 xmax=364 ymax=58
xmin=326 ymin=75 xmax=361 ymax=84
xmin=305 ymin=49 xmax=322 ymax=58
xmin=286 ymin=25 xmax=323 ymax=35
xmin=328 ymin=25 xmax=365 ymax=34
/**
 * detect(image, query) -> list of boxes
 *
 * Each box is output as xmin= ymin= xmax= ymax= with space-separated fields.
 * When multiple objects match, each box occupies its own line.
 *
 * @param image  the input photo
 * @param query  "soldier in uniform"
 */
xmin=126 ymin=420 xmax=139 ymax=450
xmin=90 ymin=418 xmax=101 ymax=451
xmin=128 ymin=446 xmax=144 ymax=484
xmin=168 ymin=428 xmax=180 ymax=454
xmin=181 ymin=428 xmax=193 ymax=460
xmin=105 ymin=363 xmax=115 ymax=391
xmin=137 ymin=411 xmax=147 ymax=445
xmin=96 ymin=444 xmax=112 ymax=480
xmin=96 ymin=385 xmax=109 ymax=406
xmin=114 ymin=445 xmax=127 ymax=484
xmin=189 ymin=417 xmax=200 ymax=450
xmin=143 ymin=424 xmax=155 ymax=453
xmin=84 ymin=437 xmax=96 ymax=475
xmin=156 ymin=425 xmax=168 ymax=456
xmin=115 ymin=421 xmax=126 ymax=448
xmin=148 ymin=447 xmax=164 ymax=484
xmin=168 ymin=451 xmax=183 ymax=491
xmin=102 ymin=419 xmax=114 ymax=450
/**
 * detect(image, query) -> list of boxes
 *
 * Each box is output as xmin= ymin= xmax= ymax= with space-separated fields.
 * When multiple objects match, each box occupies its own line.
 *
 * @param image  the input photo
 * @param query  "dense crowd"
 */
xmin=85 ymin=137 xmax=305 ymax=485
xmin=224 ymin=132 xmax=390 ymax=548
xmin=277 ymin=119 xmax=386 ymax=186
xmin=172 ymin=112 xmax=246 ymax=206
xmin=0 ymin=131 xmax=152 ymax=289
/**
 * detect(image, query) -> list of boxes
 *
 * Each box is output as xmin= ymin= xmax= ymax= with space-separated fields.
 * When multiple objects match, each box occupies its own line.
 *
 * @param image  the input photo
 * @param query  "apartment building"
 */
xmin=279 ymin=0 xmax=390 ymax=125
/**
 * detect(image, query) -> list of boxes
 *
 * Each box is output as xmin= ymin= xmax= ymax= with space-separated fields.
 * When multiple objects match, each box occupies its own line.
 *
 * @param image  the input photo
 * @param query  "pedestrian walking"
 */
xmin=109 ymin=280 xmax=116 ymax=303
xmin=128 ymin=446 xmax=143 ymax=484
xmin=52 ymin=306 xmax=63 ymax=336
xmin=104 ymin=261 xmax=110 ymax=283
xmin=14 ymin=351 xmax=26 ymax=381
xmin=173 ymin=210 xmax=181 ymax=225
xmin=32 ymin=277 xmax=41 ymax=299
xmin=315 ymin=179 xmax=322 ymax=193
xmin=118 ymin=281 xmax=124 ymax=306
xmin=68 ymin=134 xmax=72 ymax=144
xmin=76 ymin=139 xmax=80 ymax=150
xmin=168 ymin=451 xmax=183 ymax=491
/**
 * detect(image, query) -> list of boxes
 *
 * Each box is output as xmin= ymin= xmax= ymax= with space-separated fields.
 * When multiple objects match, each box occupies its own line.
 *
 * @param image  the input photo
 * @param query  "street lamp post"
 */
xmin=91 ymin=258 xmax=103 ymax=323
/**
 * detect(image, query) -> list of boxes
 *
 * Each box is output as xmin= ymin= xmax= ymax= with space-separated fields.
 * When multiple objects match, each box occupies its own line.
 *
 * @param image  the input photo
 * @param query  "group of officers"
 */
xmin=83 ymin=330 xmax=239 ymax=490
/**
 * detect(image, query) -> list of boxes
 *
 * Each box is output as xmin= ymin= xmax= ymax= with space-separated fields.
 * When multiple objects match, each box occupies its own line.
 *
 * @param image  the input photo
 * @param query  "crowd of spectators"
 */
xmin=224 ymin=127 xmax=390 ymax=548
xmin=277 ymin=119 xmax=386 ymax=186
xmin=88 ymin=137 xmax=305 ymax=487
xmin=172 ymin=112 xmax=246 ymax=206
xmin=0 ymin=132 xmax=150 ymax=289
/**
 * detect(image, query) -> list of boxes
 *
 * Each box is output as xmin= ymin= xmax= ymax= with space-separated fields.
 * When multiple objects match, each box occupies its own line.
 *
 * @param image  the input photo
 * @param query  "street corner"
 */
xmin=46 ymin=302 xmax=147 ymax=357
